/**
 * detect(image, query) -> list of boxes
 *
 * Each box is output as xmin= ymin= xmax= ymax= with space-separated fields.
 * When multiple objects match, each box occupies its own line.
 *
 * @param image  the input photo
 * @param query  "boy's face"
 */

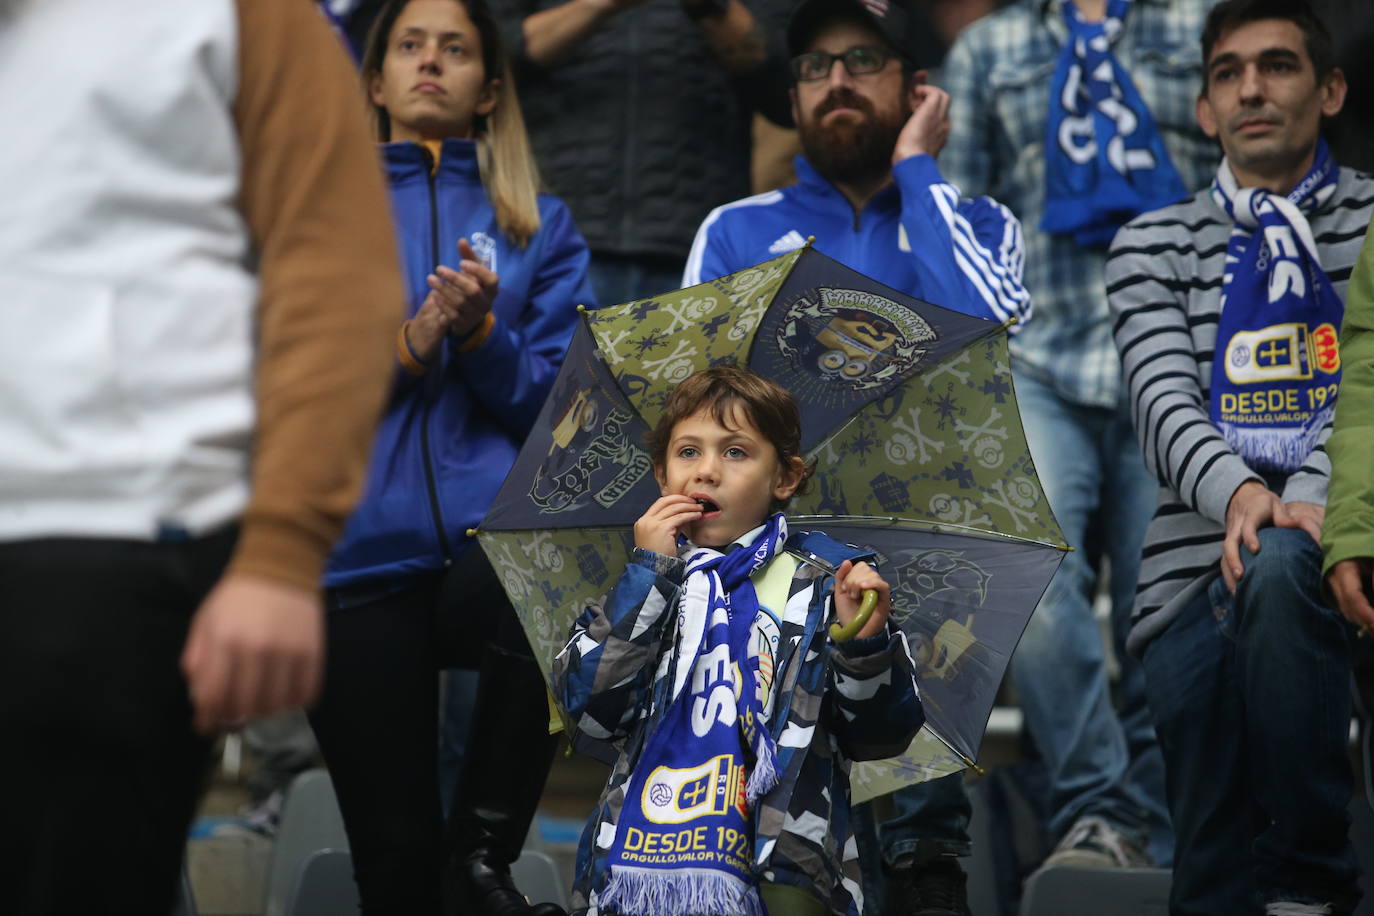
xmin=656 ymin=405 xmax=804 ymax=549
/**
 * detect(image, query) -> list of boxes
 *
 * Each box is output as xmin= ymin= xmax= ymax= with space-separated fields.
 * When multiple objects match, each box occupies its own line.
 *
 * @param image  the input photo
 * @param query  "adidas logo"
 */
xmin=768 ymin=230 xmax=807 ymax=254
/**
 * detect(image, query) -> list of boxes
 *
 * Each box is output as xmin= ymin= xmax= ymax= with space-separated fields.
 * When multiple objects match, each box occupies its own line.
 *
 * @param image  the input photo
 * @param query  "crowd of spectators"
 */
xmin=2 ymin=0 xmax=1372 ymax=914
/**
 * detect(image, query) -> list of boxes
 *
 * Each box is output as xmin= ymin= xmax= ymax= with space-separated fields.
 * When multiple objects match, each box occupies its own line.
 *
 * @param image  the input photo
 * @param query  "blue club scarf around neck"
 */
xmin=1042 ymin=0 xmax=1188 ymax=247
xmin=599 ymin=515 xmax=788 ymax=916
xmin=1209 ymin=140 xmax=1344 ymax=475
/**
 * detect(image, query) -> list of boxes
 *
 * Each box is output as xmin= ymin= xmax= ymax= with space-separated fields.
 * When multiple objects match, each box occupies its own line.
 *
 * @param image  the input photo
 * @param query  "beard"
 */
xmin=798 ymin=88 xmax=910 ymax=186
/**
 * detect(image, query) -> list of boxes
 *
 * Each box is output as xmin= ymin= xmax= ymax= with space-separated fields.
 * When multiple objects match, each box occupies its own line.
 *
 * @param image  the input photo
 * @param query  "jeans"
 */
xmin=588 ymin=252 xmax=687 ymax=306
xmin=1008 ymin=369 xmax=1170 ymax=860
xmin=1141 ymin=528 xmax=1361 ymax=915
xmin=853 ymin=770 xmax=974 ymax=912
xmin=857 ymin=770 xmax=974 ymax=865
xmin=243 ymin=708 xmax=321 ymax=802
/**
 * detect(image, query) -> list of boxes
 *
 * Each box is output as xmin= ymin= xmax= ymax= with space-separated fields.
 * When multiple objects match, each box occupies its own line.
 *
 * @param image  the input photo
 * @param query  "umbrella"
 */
xmin=472 ymin=244 xmax=1069 ymax=800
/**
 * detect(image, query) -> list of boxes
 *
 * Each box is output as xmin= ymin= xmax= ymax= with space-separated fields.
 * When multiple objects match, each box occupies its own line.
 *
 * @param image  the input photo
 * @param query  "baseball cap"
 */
xmin=786 ymin=0 xmax=923 ymax=68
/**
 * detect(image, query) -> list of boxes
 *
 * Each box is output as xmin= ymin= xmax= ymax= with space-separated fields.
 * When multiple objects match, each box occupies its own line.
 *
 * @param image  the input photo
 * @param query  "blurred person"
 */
xmin=1323 ymin=215 xmax=1374 ymax=814
xmin=1324 ymin=219 xmax=1374 ymax=666
xmin=239 ymin=710 xmax=324 ymax=835
xmin=1107 ymin=1 xmax=1371 ymax=910
xmin=934 ymin=0 xmax=1224 ymax=893
xmin=1309 ymin=0 xmax=1374 ymax=173
xmin=683 ymin=2 xmax=1030 ymax=912
xmin=488 ymin=0 xmax=794 ymax=306
xmin=306 ymin=0 xmax=596 ymax=913
xmin=0 ymin=0 xmax=401 ymax=912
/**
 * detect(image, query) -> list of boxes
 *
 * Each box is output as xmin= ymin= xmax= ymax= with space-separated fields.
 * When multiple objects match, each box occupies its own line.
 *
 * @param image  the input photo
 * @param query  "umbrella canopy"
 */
xmin=474 ymin=245 xmax=1068 ymax=800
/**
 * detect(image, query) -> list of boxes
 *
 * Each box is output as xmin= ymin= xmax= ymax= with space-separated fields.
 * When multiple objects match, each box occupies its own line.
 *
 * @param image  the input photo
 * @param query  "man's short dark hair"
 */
xmin=1201 ymin=0 xmax=1335 ymax=88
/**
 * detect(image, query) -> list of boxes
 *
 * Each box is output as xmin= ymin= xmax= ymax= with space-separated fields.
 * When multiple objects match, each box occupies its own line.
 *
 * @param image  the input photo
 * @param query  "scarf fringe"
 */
xmin=1218 ymin=406 xmax=1331 ymax=474
xmin=745 ymin=733 xmax=779 ymax=804
xmin=600 ymin=865 xmax=767 ymax=916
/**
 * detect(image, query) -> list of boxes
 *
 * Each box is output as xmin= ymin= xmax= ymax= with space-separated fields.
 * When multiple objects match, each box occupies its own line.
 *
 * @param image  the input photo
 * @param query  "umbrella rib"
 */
xmin=924 ymin=724 xmax=985 ymax=776
xmin=786 ymin=514 xmax=1071 ymax=551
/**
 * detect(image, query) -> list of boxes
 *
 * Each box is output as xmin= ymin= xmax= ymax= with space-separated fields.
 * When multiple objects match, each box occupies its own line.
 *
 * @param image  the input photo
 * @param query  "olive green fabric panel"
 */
xmin=792 ymin=333 xmax=1066 ymax=549
xmin=583 ymin=250 xmax=801 ymax=431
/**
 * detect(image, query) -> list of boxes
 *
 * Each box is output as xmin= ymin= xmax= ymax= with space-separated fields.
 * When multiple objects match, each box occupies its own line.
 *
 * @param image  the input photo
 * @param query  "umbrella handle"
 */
xmin=829 ymin=589 xmax=879 ymax=642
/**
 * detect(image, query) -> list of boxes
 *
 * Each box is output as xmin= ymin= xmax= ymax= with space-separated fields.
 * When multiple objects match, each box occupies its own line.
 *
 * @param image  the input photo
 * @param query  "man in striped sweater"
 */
xmin=1106 ymin=1 xmax=1372 ymax=912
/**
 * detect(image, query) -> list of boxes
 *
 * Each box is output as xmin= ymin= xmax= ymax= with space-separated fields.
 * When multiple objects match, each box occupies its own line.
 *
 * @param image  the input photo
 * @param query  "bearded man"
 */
xmin=682 ymin=0 xmax=1031 ymax=334
xmin=681 ymin=4 xmax=1029 ymax=913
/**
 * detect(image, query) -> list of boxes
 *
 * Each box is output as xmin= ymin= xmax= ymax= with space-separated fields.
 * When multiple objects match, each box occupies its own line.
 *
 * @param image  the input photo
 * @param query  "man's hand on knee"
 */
xmin=1326 ymin=557 xmax=1374 ymax=635
xmin=180 ymin=574 xmax=325 ymax=734
xmin=1222 ymin=481 xmax=1283 ymax=592
xmin=1274 ymin=499 xmax=1324 ymax=545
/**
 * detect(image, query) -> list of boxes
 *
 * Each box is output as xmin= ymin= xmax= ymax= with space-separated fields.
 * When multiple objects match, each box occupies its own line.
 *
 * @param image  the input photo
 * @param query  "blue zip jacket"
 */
xmin=325 ymin=139 xmax=595 ymax=588
xmin=683 ymin=154 xmax=1032 ymax=329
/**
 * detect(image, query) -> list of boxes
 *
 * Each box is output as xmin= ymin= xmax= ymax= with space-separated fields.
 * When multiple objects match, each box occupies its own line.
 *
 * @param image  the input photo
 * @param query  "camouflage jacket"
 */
xmin=553 ymin=530 xmax=924 ymax=915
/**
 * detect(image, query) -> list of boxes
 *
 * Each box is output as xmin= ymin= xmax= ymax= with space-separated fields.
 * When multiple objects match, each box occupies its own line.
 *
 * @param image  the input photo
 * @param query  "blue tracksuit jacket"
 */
xmin=682 ymin=154 xmax=1032 ymax=329
xmin=326 ymin=138 xmax=596 ymax=587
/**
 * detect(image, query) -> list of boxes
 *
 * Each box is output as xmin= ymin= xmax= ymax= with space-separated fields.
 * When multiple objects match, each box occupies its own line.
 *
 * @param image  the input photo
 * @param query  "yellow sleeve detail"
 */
xmin=457 ymin=311 xmax=496 ymax=354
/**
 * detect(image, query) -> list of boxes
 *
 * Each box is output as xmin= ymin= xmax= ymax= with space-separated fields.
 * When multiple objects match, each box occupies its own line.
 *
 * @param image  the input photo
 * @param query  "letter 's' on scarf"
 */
xmin=1043 ymin=0 xmax=1187 ymax=247
xmin=1209 ymin=140 xmax=1344 ymax=473
xmin=598 ymin=515 xmax=787 ymax=916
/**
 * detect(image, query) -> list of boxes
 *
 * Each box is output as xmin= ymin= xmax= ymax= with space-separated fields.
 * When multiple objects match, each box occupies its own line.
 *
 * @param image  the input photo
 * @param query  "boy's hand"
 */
xmin=834 ymin=560 xmax=891 ymax=641
xmin=634 ymin=495 xmax=703 ymax=556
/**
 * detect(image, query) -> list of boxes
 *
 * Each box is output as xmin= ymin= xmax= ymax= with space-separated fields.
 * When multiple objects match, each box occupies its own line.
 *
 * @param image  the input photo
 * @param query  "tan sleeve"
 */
xmin=230 ymin=0 xmax=403 ymax=591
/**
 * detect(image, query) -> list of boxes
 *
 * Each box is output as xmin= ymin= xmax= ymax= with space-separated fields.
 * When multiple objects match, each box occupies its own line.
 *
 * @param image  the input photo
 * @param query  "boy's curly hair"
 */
xmin=646 ymin=367 xmax=816 ymax=510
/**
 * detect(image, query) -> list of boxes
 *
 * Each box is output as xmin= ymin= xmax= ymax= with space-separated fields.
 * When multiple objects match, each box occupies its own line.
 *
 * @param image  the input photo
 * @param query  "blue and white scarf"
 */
xmin=1042 ymin=0 xmax=1187 ymax=247
xmin=1210 ymin=141 xmax=1344 ymax=474
xmin=599 ymin=516 xmax=787 ymax=916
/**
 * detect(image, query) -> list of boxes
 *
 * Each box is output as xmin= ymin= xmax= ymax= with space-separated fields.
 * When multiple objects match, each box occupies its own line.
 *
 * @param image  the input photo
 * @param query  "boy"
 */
xmin=554 ymin=367 xmax=925 ymax=916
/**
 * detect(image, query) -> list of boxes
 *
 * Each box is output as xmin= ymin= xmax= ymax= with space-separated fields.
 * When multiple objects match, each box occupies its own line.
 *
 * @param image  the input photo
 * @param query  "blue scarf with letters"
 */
xmin=1209 ymin=142 xmax=1344 ymax=474
xmin=1043 ymin=0 xmax=1187 ymax=247
xmin=599 ymin=516 xmax=786 ymax=916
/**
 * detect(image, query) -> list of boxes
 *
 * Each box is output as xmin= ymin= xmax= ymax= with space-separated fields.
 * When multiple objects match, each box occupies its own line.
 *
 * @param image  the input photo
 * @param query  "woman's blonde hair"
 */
xmin=361 ymin=0 xmax=543 ymax=247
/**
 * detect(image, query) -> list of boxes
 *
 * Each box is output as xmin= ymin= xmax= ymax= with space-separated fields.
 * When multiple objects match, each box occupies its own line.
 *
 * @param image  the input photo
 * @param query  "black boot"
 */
xmin=443 ymin=644 xmax=565 ymax=916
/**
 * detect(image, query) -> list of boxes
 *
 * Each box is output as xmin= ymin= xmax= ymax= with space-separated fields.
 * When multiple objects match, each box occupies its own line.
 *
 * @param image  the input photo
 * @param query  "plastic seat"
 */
xmin=284 ymin=849 xmax=357 ymax=916
xmin=263 ymin=769 xmax=350 ymax=916
xmin=1021 ymin=865 xmax=1170 ymax=916
xmin=511 ymin=848 xmax=570 ymax=910
xmin=265 ymin=766 xmax=573 ymax=914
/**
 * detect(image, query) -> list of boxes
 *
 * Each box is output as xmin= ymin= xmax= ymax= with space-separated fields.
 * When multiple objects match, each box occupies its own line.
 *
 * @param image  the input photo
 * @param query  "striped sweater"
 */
xmin=1106 ymin=168 xmax=1374 ymax=654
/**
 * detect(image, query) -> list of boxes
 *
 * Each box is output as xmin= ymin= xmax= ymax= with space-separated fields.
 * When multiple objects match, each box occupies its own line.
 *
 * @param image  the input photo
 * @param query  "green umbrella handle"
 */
xmin=829 ymin=588 xmax=879 ymax=642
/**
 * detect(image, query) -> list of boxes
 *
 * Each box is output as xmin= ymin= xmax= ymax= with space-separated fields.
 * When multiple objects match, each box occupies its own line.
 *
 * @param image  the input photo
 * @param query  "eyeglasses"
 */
xmin=790 ymin=45 xmax=893 ymax=82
